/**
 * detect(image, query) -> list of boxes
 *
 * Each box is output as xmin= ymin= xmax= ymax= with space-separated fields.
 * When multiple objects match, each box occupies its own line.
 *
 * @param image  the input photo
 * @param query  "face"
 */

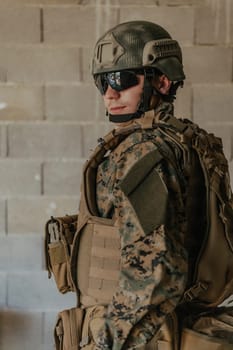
xmin=102 ymin=74 xmax=144 ymax=122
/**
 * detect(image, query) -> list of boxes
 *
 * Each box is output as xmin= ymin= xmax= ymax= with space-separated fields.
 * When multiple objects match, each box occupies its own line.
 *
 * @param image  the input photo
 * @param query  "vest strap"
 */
xmin=183 ymin=282 xmax=209 ymax=302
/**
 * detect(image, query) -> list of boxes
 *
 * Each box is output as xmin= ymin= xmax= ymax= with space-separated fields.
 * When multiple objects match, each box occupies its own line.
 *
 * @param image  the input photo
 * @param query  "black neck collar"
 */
xmin=109 ymin=110 xmax=143 ymax=123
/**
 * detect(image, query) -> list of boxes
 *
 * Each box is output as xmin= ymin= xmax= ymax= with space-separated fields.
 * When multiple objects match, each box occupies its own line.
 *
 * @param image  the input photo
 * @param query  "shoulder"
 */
xmin=112 ymin=128 xmax=164 ymax=178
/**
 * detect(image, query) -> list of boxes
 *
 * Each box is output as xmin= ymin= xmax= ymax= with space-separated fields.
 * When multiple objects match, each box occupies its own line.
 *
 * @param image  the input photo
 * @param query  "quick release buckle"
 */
xmin=183 ymin=282 xmax=208 ymax=302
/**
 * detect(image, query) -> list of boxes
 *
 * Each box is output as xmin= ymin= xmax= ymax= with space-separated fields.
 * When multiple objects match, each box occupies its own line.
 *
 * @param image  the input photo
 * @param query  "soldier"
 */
xmin=90 ymin=20 xmax=188 ymax=350
xmin=47 ymin=20 xmax=233 ymax=350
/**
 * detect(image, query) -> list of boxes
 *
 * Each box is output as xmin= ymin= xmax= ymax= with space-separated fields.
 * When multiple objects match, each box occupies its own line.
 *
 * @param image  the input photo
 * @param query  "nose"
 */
xmin=104 ymin=85 xmax=120 ymax=99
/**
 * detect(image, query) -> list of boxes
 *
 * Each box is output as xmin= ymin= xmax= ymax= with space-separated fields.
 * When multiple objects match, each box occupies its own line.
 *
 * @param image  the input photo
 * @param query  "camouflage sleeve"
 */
xmin=95 ymin=135 xmax=188 ymax=350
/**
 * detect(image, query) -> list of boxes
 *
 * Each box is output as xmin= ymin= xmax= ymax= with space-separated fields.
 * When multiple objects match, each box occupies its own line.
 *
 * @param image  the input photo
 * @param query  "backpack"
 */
xmin=157 ymin=115 xmax=233 ymax=307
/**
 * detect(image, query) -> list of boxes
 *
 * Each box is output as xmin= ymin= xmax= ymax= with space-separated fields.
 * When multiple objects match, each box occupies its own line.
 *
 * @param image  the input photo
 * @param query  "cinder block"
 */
xmin=1 ymin=0 xmax=77 ymax=3
xmin=8 ymin=123 xmax=82 ymax=158
xmin=82 ymin=122 xmax=113 ymax=158
xmin=0 ymin=160 xmax=41 ymax=195
xmin=0 ymin=235 xmax=43 ymax=270
xmin=7 ymin=271 xmax=76 ymax=310
xmin=0 ymin=199 xmax=6 ymax=234
xmin=43 ymin=160 xmax=83 ymax=195
xmin=117 ymin=0 xmax=155 ymax=3
xmin=0 ymin=125 xmax=7 ymax=157
xmin=81 ymin=124 xmax=98 ymax=158
xmin=0 ymin=310 xmax=43 ymax=350
xmin=193 ymin=84 xmax=233 ymax=124
xmin=119 ymin=6 xmax=194 ymax=44
xmin=96 ymin=122 xmax=113 ymax=137
xmin=182 ymin=46 xmax=232 ymax=83
xmin=82 ymin=47 xmax=93 ymax=83
xmin=45 ymin=83 xmax=96 ymax=121
xmin=174 ymin=83 xmax=192 ymax=119
xmin=0 ymin=272 xmax=7 ymax=306
xmin=195 ymin=3 xmax=233 ymax=45
xmin=44 ymin=6 xmax=96 ymax=46
xmin=84 ymin=0 xmax=155 ymax=3
xmin=96 ymin=93 xmax=107 ymax=122
xmin=0 ymin=7 xmax=40 ymax=44
xmin=94 ymin=6 xmax=119 ymax=42
xmin=159 ymin=0 xmax=202 ymax=4
xmin=0 ymin=47 xmax=81 ymax=83
xmin=43 ymin=311 xmax=58 ymax=347
xmin=0 ymin=125 xmax=6 ymax=157
xmin=0 ymin=84 xmax=43 ymax=120
xmin=8 ymin=196 xmax=78 ymax=234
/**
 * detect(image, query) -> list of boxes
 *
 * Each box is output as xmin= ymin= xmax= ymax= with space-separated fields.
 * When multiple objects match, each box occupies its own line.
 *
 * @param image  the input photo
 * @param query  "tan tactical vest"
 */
xmin=69 ymin=110 xmax=233 ymax=309
xmin=45 ymin=110 xmax=233 ymax=350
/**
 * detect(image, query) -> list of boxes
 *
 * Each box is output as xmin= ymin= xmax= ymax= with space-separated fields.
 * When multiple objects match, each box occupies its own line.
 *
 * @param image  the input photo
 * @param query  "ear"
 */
xmin=153 ymin=75 xmax=172 ymax=95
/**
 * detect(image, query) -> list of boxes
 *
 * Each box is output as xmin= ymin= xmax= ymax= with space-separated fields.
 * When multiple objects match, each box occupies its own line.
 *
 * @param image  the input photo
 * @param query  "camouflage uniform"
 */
xmin=93 ymin=102 xmax=189 ymax=350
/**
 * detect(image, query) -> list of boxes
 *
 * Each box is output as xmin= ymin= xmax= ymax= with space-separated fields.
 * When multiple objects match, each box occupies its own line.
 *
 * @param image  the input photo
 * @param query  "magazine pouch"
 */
xmin=54 ymin=307 xmax=84 ymax=350
xmin=45 ymin=215 xmax=78 ymax=293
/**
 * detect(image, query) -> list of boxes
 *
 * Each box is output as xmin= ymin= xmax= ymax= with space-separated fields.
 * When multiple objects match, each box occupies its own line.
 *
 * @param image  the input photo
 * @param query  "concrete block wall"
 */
xmin=0 ymin=0 xmax=232 ymax=349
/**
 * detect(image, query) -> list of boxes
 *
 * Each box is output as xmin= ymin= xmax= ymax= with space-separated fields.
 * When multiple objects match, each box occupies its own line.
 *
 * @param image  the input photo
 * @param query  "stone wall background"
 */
xmin=0 ymin=0 xmax=232 ymax=349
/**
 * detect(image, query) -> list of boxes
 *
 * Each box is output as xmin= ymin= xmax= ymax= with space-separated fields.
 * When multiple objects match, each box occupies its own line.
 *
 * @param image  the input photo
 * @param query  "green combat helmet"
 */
xmin=92 ymin=20 xmax=185 ymax=122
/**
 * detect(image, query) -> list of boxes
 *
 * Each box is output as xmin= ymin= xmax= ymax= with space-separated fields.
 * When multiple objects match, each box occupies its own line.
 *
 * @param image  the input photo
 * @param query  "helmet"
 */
xmin=92 ymin=21 xmax=185 ymax=122
xmin=92 ymin=20 xmax=185 ymax=82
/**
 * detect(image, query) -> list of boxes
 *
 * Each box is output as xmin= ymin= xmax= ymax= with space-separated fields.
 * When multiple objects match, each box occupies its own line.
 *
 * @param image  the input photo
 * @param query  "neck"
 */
xmin=114 ymin=119 xmax=134 ymax=129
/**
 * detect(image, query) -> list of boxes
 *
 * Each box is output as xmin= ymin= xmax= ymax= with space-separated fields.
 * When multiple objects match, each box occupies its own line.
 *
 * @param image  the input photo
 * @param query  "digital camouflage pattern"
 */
xmin=93 ymin=102 xmax=188 ymax=350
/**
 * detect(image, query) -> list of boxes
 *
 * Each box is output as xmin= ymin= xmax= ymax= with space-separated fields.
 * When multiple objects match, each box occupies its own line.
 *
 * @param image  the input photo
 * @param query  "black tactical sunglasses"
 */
xmin=94 ymin=70 xmax=144 ymax=95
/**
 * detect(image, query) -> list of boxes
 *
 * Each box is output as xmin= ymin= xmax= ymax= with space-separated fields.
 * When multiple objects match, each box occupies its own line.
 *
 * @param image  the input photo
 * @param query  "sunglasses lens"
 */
xmin=94 ymin=74 xmax=108 ymax=95
xmin=94 ymin=71 xmax=140 ymax=94
xmin=108 ymin=71 xmax=139 ymax=91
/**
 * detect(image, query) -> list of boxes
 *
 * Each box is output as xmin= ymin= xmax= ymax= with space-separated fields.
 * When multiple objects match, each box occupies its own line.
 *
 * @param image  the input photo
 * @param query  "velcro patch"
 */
xmin=119 ymin=149 xmax=168 ymax=234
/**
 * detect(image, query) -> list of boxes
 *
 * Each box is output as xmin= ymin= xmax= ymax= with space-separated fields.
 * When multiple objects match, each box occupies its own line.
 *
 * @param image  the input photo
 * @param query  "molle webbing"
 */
xmin=77 ymin=221 xmax=120 ymax=306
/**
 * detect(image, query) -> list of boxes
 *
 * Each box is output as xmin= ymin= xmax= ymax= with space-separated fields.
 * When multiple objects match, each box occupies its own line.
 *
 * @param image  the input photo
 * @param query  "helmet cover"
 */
xmin=92 ymin=20 xmax=185 ymax=81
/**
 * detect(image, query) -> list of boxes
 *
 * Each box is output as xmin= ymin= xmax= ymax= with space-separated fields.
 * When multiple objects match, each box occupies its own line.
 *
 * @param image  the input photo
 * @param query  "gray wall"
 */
xmin=0 ymin=0 xmax=232 ymax=349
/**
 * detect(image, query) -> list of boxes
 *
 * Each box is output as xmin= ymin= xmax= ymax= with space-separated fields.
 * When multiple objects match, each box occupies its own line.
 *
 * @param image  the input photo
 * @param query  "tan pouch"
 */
xmin=45 ymin=215 xmax=77 ymax=293
xmin=79 ymin=305 xmax=106 ymax=350
xmin=54 ymin=307 xmax=84 ymax=350
xmin=145 ymin=312 xmax=179 ymax=350
xmin=181 ymin=328 xmax=233 ymax=350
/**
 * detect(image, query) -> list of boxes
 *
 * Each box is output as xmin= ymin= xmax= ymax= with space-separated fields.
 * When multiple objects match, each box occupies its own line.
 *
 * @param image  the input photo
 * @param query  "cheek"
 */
xmin=130 ymin=96 xmax=141 ymax=109
xmin=127 ymin=90 xmax=143 ymax=109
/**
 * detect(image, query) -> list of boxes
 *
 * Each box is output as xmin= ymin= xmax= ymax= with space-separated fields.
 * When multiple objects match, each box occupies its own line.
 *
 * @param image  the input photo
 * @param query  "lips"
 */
xmin=109 ymin=106 xmax=126 ymax=113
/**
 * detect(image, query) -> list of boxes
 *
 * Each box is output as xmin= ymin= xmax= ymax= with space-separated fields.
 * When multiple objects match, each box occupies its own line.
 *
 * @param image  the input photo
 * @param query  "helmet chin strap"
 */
xmin=108 ymin=110 xmax=143 ymax=123
xmin=108 ymin=75 xmax=154 ymax=123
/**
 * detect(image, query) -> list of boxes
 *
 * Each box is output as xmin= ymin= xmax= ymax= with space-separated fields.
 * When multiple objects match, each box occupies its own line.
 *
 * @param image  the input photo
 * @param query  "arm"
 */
xmin=94 ymin=137 xmax=188 ymax=350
